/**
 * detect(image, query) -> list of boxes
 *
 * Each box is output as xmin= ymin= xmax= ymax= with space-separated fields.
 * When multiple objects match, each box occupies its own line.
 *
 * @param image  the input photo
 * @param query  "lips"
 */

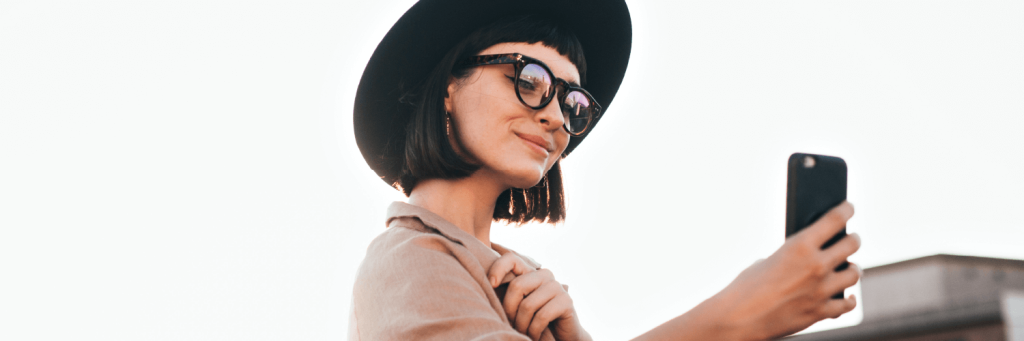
xmin=516 ymin=133 xmax=554 ymax=153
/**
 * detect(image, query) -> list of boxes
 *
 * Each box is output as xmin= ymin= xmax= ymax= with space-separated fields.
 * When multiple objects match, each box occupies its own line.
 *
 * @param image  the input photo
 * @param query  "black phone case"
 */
xmin=786 ymin=153 xmax=849 ymax=300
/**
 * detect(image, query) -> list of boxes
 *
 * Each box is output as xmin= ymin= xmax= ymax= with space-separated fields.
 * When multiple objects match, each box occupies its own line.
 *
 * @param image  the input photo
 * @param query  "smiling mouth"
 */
xmin=516 ymin=133 xmax=552 ymax=154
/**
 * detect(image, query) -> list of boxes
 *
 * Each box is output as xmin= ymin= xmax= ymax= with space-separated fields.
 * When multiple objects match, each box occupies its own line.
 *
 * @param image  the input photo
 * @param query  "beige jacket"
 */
xmin=348 ymin=202 xmax=555 ymax=341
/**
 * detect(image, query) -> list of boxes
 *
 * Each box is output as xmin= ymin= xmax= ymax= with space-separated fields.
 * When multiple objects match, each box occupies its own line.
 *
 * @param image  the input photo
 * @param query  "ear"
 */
xmin=444 ymin=78 xmax=457 ymax=113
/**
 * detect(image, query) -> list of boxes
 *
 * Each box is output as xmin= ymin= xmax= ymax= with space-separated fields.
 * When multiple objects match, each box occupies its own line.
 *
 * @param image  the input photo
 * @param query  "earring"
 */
xmin=445 ymin=111 xmax=452 ymax=138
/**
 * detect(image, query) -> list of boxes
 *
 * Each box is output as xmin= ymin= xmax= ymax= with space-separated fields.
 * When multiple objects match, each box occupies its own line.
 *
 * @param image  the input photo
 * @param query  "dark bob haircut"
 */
xmin=397 ymin=14 xmax=587 ymax=225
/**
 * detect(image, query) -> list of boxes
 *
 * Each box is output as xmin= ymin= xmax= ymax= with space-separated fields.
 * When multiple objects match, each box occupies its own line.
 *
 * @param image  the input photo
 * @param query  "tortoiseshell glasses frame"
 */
xmin=458 ymin=53 xmax=603 ymax=136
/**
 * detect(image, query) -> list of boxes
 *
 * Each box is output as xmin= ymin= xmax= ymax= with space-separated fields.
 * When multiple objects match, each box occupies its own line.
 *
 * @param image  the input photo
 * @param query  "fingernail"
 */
xmin=851 ymin=233 xmax=861 ymax=243
xmin=490 ymin=276 xmax=496 ymax=287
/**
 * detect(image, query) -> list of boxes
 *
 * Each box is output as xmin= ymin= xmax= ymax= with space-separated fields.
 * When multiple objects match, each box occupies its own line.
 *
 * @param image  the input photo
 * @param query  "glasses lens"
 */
xmin=517 ymin=63 xmax=554 ymax=107
xmin=562 ymin=91 xmax=596 ymax=134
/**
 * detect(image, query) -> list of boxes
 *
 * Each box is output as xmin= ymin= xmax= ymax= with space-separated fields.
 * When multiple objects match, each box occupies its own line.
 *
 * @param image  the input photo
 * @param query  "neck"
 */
xmin=407 ymin=173 xmax=507 ymax=247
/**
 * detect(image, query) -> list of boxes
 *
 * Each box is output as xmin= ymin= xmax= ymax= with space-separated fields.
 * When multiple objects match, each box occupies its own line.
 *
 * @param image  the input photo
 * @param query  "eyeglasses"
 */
xmin=458 ymin=53 xmax=602 ymax=136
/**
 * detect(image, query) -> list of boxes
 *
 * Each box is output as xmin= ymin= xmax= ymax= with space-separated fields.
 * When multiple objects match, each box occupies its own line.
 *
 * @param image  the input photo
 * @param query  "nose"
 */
xmin=535 ymin=97 xmax=565 ymax=133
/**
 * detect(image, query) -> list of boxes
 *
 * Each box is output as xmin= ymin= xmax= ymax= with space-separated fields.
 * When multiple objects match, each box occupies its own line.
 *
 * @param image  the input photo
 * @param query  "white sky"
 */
xmin=1 ymin=0 xmax=1022 ymax=340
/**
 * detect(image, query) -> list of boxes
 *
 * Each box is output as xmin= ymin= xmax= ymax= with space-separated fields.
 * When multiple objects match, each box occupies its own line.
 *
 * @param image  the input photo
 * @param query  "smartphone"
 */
xmin=786 ymin=153 xmax=849 ymax=300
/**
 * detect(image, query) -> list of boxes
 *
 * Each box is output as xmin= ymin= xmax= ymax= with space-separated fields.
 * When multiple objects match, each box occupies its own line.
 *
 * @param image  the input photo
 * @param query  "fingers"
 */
xmin=818 ymin=294 xmax=857 ymax=319
xmin=488 ymin=253 xmax=536 ymax=288
xmin=504 ymin=269 xmax=554 ymax=325
xmin=515 ymin=281 xmax=562 ymax=337
xmin=539 ymin=328 xmax=554 ymax=341
xmin=822 ymin=233 xmax=861 ymax=269
xmin=823 ymin=263 xmax=861 ymax=298
xmin=800 ymin=201 xmax=854 ymax=246
xmin=527 ymin=293 xmax=572 ymax=340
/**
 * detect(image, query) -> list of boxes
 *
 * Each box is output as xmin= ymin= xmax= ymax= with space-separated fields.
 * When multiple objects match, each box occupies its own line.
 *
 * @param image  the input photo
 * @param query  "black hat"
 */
xmin=354 ymin=0 xmax=632 ymax=188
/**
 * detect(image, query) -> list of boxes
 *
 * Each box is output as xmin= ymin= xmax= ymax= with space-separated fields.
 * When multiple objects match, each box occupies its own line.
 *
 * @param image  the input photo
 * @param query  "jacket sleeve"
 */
xmin=350 ymin=230 xmax=532 ymax=341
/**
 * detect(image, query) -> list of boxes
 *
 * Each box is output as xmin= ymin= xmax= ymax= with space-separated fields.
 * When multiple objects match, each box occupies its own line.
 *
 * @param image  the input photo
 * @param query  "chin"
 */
xmin=509 ymin=177 xmax=545 ymax=189
xmin=499 ymin=166 xmax=548 ymax=189
xmin=481 ymin=151 xmax=552 ymax=189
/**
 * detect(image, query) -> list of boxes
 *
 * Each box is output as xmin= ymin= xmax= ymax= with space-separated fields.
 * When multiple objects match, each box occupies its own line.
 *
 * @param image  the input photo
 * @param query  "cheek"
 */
xmin=450 ymin=103 xmax=511 ymax=158
xmin=452 ymin=87 xmax=519 ymax=141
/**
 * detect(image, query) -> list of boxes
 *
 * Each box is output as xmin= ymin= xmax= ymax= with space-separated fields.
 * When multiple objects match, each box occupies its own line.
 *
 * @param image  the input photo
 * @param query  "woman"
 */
xmin=349 ymin=1 xmax=862 ymax=340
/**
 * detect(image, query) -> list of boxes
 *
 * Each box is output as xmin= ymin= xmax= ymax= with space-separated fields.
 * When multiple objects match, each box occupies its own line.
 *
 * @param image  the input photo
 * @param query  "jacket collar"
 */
xmin=384 ymin=201 xmax=542 ymax=273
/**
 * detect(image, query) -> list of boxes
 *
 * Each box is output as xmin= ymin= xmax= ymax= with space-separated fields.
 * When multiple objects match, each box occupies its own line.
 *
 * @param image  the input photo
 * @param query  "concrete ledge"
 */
xmin=782 ymin=301 xmax=1003 ymax=341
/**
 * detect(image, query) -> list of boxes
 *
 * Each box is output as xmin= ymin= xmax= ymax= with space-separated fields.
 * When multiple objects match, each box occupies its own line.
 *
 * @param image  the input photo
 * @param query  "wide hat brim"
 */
xmin=354 ymin=0 xmax=632 ymax=188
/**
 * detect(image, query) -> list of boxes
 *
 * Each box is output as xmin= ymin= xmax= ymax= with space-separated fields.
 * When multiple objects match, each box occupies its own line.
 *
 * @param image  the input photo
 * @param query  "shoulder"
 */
xmin=353 ymin=217 xmax=477 ymax=291
xmin=349 ymin=219 xmax=513 ymax=340
xmin=363 ymin=217 xmax=461 ymax=263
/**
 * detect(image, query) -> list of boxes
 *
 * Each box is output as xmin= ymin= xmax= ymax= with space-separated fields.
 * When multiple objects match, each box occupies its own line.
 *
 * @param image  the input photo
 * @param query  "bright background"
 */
xmin=2 ymin=0 xmax=1021 ymax=340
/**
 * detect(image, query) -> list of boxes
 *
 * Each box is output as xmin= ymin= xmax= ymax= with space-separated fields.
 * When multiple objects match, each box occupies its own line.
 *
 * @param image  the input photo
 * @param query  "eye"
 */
xmin=506 ymin=75 xmax=539 ymax=91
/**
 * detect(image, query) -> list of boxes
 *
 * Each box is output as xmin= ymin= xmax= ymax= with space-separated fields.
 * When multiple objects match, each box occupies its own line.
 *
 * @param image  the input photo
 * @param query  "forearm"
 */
xmin=629 ymin=294 xmax=752 ymax=341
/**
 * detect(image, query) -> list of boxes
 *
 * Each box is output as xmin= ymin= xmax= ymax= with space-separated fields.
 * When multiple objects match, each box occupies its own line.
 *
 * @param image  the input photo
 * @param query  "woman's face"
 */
xmin=445 ymin=42 xmax=577 ymax=189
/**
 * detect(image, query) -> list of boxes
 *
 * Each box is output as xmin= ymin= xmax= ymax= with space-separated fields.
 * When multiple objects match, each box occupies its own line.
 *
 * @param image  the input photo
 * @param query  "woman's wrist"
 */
xmin=699 ymin=292 xmax=755 ymax=341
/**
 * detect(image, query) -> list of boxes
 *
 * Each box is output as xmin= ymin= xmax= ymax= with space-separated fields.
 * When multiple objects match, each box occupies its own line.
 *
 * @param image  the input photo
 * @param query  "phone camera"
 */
xmin=803 ymin=156 xmax=816 ymax=168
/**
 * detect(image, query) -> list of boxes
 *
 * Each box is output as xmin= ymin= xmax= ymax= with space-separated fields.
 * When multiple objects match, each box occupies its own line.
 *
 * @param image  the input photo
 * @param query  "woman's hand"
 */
xmin=488 ymin=253 xmax=591 ymax=341
xmin=712 ymin=201 xmax=862 ymax=340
